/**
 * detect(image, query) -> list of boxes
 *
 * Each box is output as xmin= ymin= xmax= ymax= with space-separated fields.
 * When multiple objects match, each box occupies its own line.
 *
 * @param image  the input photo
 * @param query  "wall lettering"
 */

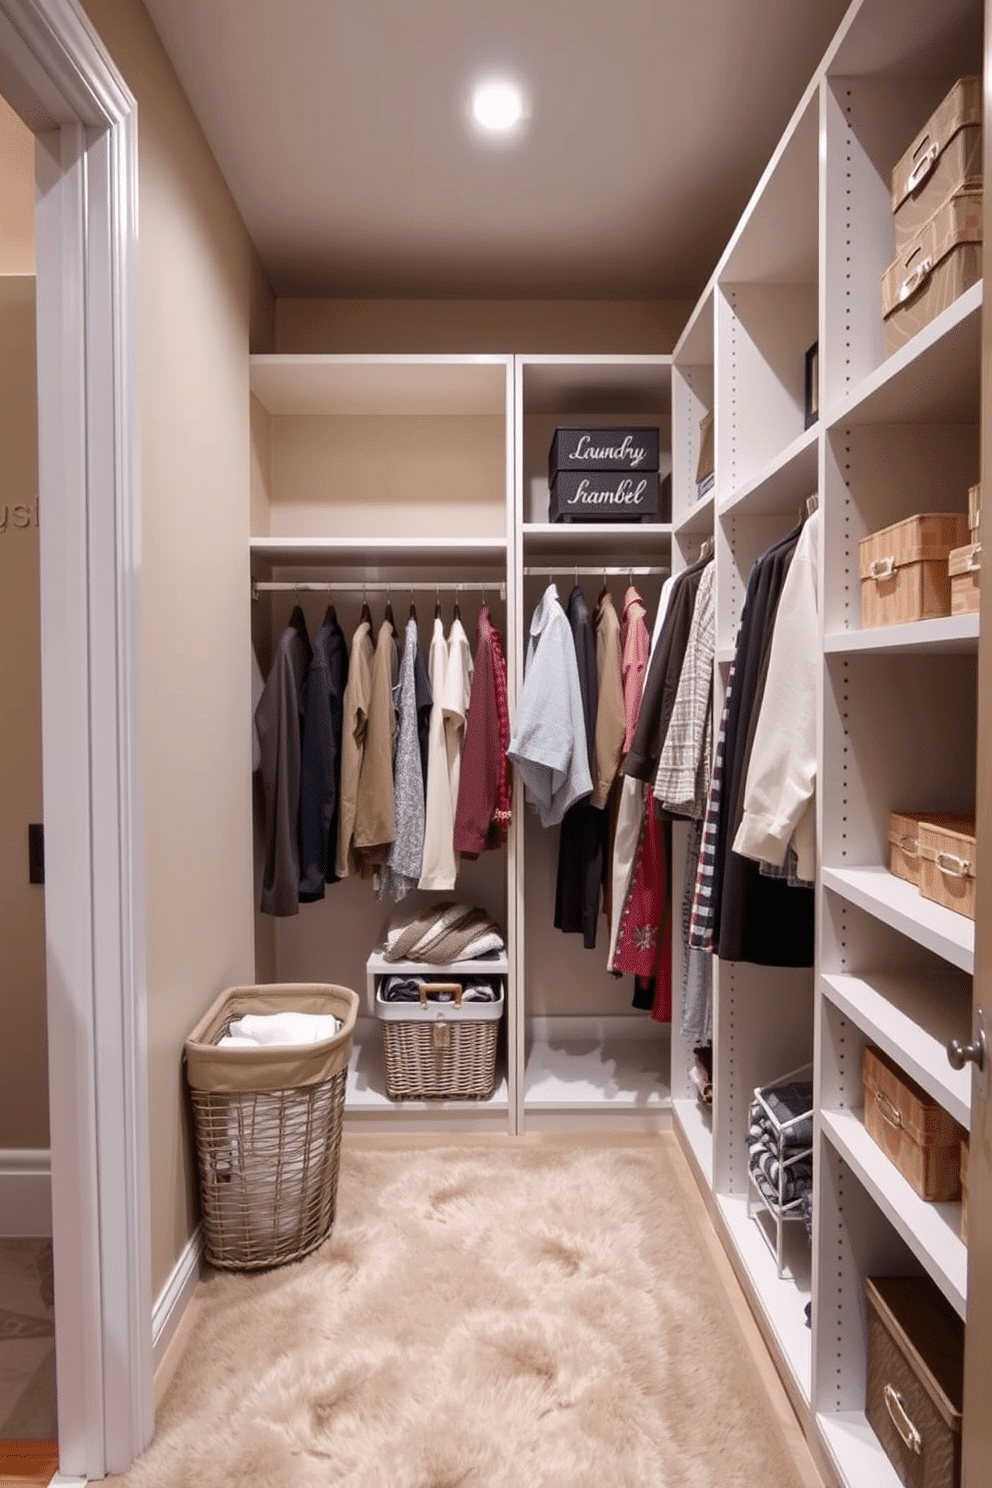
xmin=0 ymin=499 xmax=40 ymax=534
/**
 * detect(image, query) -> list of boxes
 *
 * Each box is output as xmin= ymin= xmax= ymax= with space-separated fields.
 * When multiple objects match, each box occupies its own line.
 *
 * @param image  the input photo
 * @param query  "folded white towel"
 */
xmin=220 ymin=1012 xmax=341 ymax=1048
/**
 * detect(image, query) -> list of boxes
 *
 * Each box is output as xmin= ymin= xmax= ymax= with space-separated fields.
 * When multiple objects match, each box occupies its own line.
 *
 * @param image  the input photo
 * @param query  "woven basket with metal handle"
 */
xmin=375 ymin=978 xmax=503 ymax=1100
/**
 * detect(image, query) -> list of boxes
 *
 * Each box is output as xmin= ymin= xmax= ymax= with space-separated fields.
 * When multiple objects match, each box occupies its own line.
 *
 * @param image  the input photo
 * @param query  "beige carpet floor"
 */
xmin=121 ymin=1137 xmax=817 ymax=1488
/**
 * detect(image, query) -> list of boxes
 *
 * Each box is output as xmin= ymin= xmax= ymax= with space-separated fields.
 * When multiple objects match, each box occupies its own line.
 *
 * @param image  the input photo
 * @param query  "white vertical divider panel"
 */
xmin=507 ymin=356 xmax=523 ymax=1135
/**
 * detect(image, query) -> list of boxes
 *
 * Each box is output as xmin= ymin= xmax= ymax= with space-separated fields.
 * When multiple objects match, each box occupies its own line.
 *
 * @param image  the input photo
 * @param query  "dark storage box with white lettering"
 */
xmin=548 ymin=426 xmax=660 ymax=481
xmin=549 ymin=469 xmax=660 ymax=523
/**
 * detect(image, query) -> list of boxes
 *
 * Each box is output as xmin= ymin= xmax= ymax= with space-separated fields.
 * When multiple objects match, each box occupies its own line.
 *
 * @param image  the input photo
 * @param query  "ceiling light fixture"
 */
xmin=470 ymin=77 xmax=528 ymax=136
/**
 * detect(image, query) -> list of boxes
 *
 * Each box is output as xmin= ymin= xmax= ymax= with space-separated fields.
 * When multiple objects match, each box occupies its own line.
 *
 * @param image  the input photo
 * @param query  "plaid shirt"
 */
xmin=654 ymin=562 xmax=714 ymax=820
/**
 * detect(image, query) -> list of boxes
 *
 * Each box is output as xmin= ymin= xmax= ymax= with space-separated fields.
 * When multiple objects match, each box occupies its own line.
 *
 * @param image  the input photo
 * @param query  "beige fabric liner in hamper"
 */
xmin=185 ymin=982 xmax=359 ymax=1270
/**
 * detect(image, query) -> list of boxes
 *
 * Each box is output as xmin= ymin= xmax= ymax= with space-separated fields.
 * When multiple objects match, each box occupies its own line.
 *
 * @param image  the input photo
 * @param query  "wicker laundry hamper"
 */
xmin=184 ymin=982 xmax=358 ymax=1270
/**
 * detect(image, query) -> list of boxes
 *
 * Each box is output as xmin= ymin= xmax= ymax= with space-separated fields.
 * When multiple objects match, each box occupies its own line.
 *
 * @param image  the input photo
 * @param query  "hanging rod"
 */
xmin=521 ymin=565 xmax=668 ymax=577
xmin=252 ymin=579 xmax=506 ymax=599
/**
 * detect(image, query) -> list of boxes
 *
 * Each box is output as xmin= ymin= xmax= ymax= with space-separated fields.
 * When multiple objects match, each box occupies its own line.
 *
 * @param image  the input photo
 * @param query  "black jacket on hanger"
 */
xmin=299 ymin=608 xmax=349 ymax=902
xmin=257 ymin=605 xmax=312 ymax=917
xmin=554 ymin=585 xmax=607 ymax=949
xmin=714 ymin=526 xmax=814 ymax=967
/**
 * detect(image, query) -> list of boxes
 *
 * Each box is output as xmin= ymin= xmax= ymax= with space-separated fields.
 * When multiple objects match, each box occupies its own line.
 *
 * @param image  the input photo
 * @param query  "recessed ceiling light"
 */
xmin=470 ymin=77 xmax=528 ymax=135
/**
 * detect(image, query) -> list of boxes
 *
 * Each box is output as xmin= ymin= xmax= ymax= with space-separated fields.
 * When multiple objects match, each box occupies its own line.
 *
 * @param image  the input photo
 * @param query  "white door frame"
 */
xmin=0 ymin=1 xmax=150 ymax=1479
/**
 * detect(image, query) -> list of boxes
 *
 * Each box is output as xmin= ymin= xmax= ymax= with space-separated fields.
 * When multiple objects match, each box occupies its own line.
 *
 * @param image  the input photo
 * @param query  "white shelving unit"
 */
xmin=248 ymin=350 xmax=677 ymax=1139
xmin=666 ymin=0 xmax=983 ymax=1483
xmin=515 ymin=354 xmax=674 ymax=1134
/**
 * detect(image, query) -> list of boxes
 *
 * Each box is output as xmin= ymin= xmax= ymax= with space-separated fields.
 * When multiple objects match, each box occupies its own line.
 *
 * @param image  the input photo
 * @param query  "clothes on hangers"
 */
xmin=554 ymin=584 xmax=607 ymax=950
xmin=256 ymin=605 xmax=312 ymax=917
xmin=606 ymin=574 xmax=676 ymax=969
xmin=251 ymin=646 xmax=264 ymax=773
xmin=654 ymin=560 xmax=715 ymax=821
xmin=620 ymin=585 xmax=650 ymax=754
xmin=419 ymin=616 xmax=456 ymax=891
xmin=453 ymin=604 xmax=512 ymax=855
xmin=336 ymin=616 xmax=374 ymax=879
xmin=353 ymin=617 xmax=399 ymax=874
xmin=624 ymin=553 xmax=710 ymax=787
xmin=380 ymin=615 xmax=431 ymax=902
xmin=734 ymin=509 xmax=821 ymax=881
xmin=298 ymin=608 xmax=349 ymax=902
xmin=592 ymin=589 xmax=625 ymax=810
xmin=508 ymin=583 xmax=592 ymax=829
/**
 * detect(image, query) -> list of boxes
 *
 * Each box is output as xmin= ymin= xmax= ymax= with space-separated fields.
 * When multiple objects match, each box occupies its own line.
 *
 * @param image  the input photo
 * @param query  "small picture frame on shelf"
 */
xmin=804 ymin=341 xmax=819 ymax=429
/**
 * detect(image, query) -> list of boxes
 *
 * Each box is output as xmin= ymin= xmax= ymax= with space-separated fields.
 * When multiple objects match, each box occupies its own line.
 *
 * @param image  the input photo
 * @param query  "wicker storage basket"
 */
xmin=865 ymin=1275 xmax=964 ymax=1488
xmin=184 ymin=982 xmax=358 ymax=1270
xmin=863 ymin=1044 xmax=964 ymax=1202
xmin=375 ymin=979 xmax=503 ymax=1100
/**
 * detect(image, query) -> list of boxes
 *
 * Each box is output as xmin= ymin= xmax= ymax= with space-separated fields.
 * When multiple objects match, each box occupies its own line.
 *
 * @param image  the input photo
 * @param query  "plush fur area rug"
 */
xmin=124 ymin=1141 xmax=805 ymax=1487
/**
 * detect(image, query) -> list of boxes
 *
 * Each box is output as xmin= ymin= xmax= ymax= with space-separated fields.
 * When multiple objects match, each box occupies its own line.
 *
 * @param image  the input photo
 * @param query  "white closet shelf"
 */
xmin=249 ymin=353 xmax=511 ymax=417
xmin=673 ymin=490 xmax=715 ymax=538
xmin=521 ymin=523 xmax=672 ymax=561
xmin=821 ymin=972 xmax=972 ymax=1128
xmin=672 ymin=1098 xmax=714 ymax=1187
xmin=824 ymin=613 xmax=979 ymax=655
xmin=822 ymin=865 xmax=974 ymax=973
xmin=519 ymin=355 xmax=672 ymax=415
xmin=715 ymin=1193 xmax=813 ymax=1404
xmin=346 ymin=1018 xmax=510 ymax=1120
xmin=817 ymin=1412 xmax=902 ymax=1488
xmin=250 ymin=535 xmax=508 ymax=568
xmin=718 ymin=425 xmax=818 ymax=519
xmin=524 ymin=1017 xmax=670 ymax=1115
xmin=823 ymin=282 xmax=982 ymax=431
xmin=718 ymin=86 xmax=819 ymax=286
xmin=820 ymin=1108 xmax=966 ymax=1317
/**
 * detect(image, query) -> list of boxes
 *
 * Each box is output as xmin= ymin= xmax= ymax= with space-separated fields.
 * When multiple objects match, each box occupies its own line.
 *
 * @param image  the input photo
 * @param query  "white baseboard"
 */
xmin=152 ymin=1225 xmax=204 ymax=1372
xmin=0 ymin=1147 xmax=52 ymax=1236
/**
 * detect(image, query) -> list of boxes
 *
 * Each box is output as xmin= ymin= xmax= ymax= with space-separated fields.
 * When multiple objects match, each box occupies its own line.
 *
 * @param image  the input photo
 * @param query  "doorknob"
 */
xmin=947 ymin=1009 xmax=988 ymax=1101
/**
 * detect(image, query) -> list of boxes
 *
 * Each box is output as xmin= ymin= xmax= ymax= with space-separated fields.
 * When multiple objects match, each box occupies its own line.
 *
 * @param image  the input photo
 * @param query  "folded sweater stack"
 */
xmin=382 ymin=901 xmax=505 ymax=964
xmin=747 ymin=1079 xmax=813 ymax=1213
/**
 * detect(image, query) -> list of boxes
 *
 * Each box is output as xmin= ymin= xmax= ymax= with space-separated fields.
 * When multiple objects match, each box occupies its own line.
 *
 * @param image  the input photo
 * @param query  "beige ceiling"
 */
xmin=140 ymin=0 xmax=852 ymax=301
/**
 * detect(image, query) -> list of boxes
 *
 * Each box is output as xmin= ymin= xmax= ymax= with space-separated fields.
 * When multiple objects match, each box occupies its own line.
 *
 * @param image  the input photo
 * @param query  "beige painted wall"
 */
xmin=0 ymin=273 xmax=46 ymax=1150
xmin=276 ymin=297 xmax=693 ymax=355
xmin=0 ymin=95 xmax=34 ymax=274
xmin=81 ymin=0 xmax=274 ymax=1297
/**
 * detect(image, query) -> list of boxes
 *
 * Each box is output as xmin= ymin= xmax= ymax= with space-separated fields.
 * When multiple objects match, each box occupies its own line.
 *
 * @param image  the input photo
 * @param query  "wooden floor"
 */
xmin=0 ymin=1439 xmax=60 ymax=1485
xmin=103 ymin=1131 xmax=827 ymax=1488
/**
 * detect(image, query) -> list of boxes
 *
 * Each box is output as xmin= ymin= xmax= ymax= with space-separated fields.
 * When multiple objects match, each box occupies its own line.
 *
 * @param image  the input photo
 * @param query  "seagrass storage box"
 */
xmin=948 ymin=540 xmax=980 ymax=615
xmin=865 ymin=1274 xmax=964 ymax=1488
xmin=882 ymin=186 xmax=983 ymax=354
xmin=918 ymin=817 xmax=977 ymax=920
xmin=375 ymin=978 xmax=504 ymax=1100
xmin=968 ymin=481 xmax=981 ymax=540
xmin=888 ymin=811 xmax=976 ymax=887
xmin=860 ymin=513 xmax=969 ymax=627
xmin=891 ymin=75 xmax=982 ymax=251
xmin=863 ymin=1044 xmax=964 ymax=1201
xmin=184 ymin=982 xmax=358 ymax=1270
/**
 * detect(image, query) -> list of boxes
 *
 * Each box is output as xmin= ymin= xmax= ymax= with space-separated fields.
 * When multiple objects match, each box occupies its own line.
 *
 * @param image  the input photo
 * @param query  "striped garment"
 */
xmin=655 ymin=561 xmax=715 ymax=820
xmin=687 ymin=655 xmax=737 ymax=950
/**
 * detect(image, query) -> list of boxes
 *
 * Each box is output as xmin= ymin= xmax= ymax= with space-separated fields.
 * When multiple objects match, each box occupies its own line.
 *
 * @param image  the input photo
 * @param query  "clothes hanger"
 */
xmin=383 ymin=586 xmax=396 ymax=635
xmin=434 ymin=583 xmax=442 ymax=621
xmin=598 ymin=567 xmax=610 ymax=604
xmin=408 ymin=586 xmax=417 ymax=622
xmin=359 ymin=581 xmax=372 ymax=627
xmin=453 ymin=585 xmax=461 ymax=622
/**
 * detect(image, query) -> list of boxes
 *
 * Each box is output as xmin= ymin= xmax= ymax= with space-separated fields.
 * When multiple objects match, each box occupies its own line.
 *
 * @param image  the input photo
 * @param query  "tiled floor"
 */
xmin=0 ymin=1239 xmax=57 ymax=1440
